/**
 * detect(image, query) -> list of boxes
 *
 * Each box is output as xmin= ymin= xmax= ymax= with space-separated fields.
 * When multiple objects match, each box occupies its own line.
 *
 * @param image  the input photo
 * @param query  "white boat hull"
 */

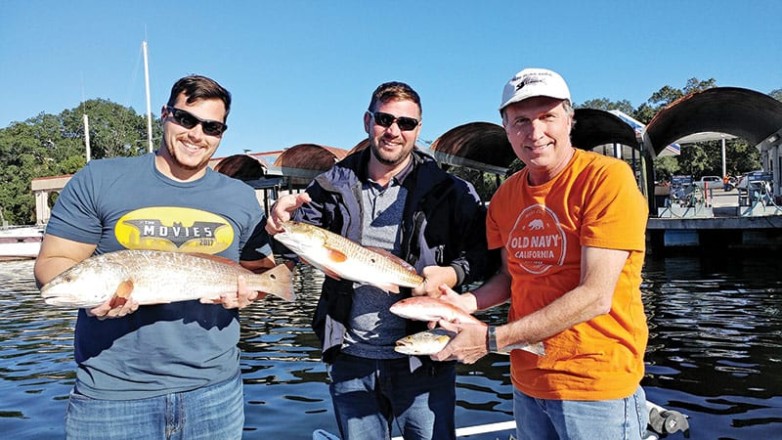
xmin=0 ymin=226 xmax=43 ymax=260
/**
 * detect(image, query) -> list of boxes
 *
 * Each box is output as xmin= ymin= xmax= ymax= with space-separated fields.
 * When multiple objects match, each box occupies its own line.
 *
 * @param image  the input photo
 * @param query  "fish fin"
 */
xmin=324 ymin=248 xmax=348 ymax=263
xmin=360 ymin=280 xmax=400 ymax=294
xmin=115 ymin=280 xmax=134 ymax=298
xmin=366 ymin=247 xmax=418 ymax=273
xmin=384 ymin=283 xmax=401 ymax=294
xmin=107 ymin=280 xmax=134 ymax=308
xmin=321 ymin=267 xmax=344 ymax=282
xmin=188 ymin=252 xmax=241 ymax=267
xmin=501 ymin=341 xmax=546 ymax=356
xmin=523 ymin=342 xmax=546 ymax=356
xmin=198 ymin=295 xmax=222 ymax=304
xmin=251 ymin=264 xmax=296 ymax=302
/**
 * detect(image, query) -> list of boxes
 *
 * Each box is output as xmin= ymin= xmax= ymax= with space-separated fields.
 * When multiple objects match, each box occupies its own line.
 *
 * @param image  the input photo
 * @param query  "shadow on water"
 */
xmin=1 ymin=257 xmax=781 ymax=439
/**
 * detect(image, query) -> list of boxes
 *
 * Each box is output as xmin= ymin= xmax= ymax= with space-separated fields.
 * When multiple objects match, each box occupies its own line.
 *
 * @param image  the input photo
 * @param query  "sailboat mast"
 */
xmin=83 ymin=114 xmax=91 ymax=162
xmin=143 ymin=41 xmax=154 ymax=153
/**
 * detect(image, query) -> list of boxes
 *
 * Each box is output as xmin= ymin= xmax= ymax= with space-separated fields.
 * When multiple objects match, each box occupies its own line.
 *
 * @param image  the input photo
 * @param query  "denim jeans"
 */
xmin=65 ymin=372 xmax=244 ymax=440
xmin=328 ymin=353 xmax=456 ymax=440
xmin=513 ymin=386 xmax=648 ymax=440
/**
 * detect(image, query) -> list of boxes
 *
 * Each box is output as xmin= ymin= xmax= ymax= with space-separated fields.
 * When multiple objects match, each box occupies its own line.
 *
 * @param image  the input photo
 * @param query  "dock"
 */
xmin=647 ymin=185 xmax=782 ymax=254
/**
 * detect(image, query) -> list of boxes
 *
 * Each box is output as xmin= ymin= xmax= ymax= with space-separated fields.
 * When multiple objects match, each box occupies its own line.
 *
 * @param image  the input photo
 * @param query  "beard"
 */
xmin=370 ymin=140 xmax=411 ymax=167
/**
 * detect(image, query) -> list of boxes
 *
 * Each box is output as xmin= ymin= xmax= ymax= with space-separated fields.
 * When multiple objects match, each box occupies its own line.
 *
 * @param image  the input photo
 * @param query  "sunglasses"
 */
xmin=372 ymin=111 xmax=420 ymax=131
xmin=166 ymin=106 xmax=227 ymax=136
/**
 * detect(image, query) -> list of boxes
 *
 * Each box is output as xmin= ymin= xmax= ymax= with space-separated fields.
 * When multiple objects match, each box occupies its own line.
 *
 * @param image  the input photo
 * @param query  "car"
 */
xmin=695 ymin=175 xmax=722 ymax=189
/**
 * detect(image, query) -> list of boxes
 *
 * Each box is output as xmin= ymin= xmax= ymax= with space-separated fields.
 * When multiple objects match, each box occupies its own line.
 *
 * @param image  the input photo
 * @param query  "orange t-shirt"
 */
xmin=487 ymin=149 xmax=649 ymax=400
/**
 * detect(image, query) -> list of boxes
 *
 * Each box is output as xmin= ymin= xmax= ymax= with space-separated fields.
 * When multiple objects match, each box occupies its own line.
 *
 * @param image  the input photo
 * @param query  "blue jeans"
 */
xmin=513 ymin=386 xmax=648 ymax=440
xmin=328 ymin=353 xmax=456 ymax=440
xmin=65 ymin=372 xmax=244 ymax=440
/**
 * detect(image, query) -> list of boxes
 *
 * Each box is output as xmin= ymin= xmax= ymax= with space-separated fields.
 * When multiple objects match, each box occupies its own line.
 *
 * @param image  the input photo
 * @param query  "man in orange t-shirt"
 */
xmin=433 ymin=68 xmax=649 ymax=439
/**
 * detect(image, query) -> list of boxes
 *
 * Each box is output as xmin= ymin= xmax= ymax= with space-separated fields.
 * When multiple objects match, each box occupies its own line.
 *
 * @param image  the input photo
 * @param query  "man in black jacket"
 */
xmin=266 ymin=81 xmax=490 ymax=440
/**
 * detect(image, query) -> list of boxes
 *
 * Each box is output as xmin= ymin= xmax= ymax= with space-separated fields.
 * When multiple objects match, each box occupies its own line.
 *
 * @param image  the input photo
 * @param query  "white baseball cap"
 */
xmin=499 ymin=68 xmax=571 ymax=112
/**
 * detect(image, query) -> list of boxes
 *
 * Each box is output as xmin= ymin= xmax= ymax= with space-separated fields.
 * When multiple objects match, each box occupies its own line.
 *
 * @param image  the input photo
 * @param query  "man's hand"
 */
xmin=436 ymin=285 xmax=478 ymax=314
xmin=431 ymin=319 xmax=489 ymax=364
xmin=265 ymin=193 xmax=312 ymax=234
xmin=88 ymin=296 xmax=139 ymax=319
xmin=412 ymin=265 xmax=458 ymax=298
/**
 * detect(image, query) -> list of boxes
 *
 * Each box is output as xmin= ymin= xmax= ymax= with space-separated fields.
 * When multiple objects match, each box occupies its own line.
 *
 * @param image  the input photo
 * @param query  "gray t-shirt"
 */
xmin=45 ymin=153 xmax=270 ymax=400
xmin=342 ymin=176 xmax=409 ymax=359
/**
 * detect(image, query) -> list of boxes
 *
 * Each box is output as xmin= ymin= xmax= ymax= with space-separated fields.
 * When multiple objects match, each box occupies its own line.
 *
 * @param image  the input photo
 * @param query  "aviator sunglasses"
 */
xmin=372 ymin=111 xmax=420 ymax=131
xmin=165 ymin=106 xmax=228 ymax=136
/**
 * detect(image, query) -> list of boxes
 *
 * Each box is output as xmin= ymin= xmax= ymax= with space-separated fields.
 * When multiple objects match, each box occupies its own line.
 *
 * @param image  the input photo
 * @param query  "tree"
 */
xmin=577 ymin=98 xmax=635 ymax=115
xmin=577 ymin=81 xmax=721 ymax=182
xmin=725 ymin=139 xmax=761 ymax=175
xmin=647 ymin=78 xmax=717 ymax=111
xmin=0 ymin=99 xmax=159 ymax=224
xmin=653 ymin=155 xmax=680 ymax=182
xmin=60 ymin=99 xmax=159 ymax=159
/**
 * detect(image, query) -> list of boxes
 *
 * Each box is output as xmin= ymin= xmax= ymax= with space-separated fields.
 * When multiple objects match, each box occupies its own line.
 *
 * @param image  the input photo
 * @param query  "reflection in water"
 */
xmin=641 ymin=256 xmax=782 ymax=438
xmin=1 ymin=257 xmax=781 ymax=438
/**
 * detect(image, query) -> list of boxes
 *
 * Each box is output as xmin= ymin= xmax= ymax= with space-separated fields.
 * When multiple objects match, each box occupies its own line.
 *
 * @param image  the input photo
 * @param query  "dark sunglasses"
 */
xmin=372 ymin=111 xmax=420 ymax=131
xmin=166 ymin=106 xmax=227 ymax=136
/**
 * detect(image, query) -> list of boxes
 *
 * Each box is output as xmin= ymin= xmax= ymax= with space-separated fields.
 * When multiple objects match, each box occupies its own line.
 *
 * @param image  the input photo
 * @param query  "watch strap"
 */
xmin=487 ymin=325 xmax=498 ymax=352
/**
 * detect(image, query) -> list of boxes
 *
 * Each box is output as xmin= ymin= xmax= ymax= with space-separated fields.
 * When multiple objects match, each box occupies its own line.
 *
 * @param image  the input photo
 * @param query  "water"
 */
xmin=1 ymin=256 xmax=781 ymax=439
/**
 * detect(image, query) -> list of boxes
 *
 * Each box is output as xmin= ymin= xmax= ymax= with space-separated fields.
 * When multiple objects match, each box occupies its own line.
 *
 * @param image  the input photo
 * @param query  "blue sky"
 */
xmin=2 ymin=1 xmax=780 ymax=158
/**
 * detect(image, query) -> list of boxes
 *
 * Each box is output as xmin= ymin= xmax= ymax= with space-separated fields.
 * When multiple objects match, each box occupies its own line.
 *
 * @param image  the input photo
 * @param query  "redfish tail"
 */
xmin=502 ymin=341 xmax=546 ymax=357
xmin=252 ymin=264 xmax=296 ymax=302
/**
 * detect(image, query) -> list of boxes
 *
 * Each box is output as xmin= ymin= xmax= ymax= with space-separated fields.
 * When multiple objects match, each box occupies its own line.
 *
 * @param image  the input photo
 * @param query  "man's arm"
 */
xmin=494 ymin=246 xmax=628 ymax=351
xmin=34 ymin=235 xmax=139 ymax=318
xmin=433 ymin=245 xmax=628 ymax=363
xmin=34 ymin=235 xmax=96 ymax=288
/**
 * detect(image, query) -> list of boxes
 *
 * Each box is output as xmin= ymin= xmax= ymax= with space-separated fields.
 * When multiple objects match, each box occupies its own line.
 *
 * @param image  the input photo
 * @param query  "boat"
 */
xmin=0 ymin=225 xmax=44 ymax=260
xmin=312 ymin=399 xmax=689 ymax=440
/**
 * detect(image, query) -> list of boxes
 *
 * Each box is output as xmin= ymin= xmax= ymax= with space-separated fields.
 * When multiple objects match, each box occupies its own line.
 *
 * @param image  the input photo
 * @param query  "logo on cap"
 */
xmin=516 ymin=76 xmax=545 ymax=91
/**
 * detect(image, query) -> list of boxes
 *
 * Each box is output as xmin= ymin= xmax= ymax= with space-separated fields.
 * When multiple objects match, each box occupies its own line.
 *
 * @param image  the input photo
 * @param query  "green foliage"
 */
xmin=576 ymin=98 xmax=634 ymax=115
xmin=0 ymin=99 xmax=159 ymax=224
xmin=725 ymin=139 xmax=761 ymax=175
xmin=61 ymin=99 xmax=159 ymax=159
xmin=653 ymin=156 xmax=680 ymax=182
xmin=677 ymin=144 xmax=712 ymax=177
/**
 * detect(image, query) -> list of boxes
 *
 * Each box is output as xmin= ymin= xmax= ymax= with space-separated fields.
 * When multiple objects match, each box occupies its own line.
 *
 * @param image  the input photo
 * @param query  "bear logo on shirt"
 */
xmin=507 ymin=205 xmax=566 ymax=274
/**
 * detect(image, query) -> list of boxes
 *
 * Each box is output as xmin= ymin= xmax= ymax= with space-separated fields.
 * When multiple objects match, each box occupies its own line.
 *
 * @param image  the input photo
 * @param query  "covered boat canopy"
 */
xmin=645 ymin=87 xmax=782 ymax=157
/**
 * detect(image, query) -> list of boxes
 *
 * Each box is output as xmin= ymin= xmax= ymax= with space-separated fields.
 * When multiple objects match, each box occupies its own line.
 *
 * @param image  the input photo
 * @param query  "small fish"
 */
xmin=389 ymin=296 xmax=546 ymax=356
xmin=390 ymin=296 xmax=479 ymax=323
xmin=273 ymin=221 xmax=423 ymax=293
xmin=395 ymin=328 xmax=544 ymax=356
xmin=395 ymin=328 xmax=456 ymax=355
xmin=40 ymin=250 xmax=295 ymax=308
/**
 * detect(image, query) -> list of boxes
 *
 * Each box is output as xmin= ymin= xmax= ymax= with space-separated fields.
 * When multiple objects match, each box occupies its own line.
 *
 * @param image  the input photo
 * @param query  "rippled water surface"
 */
xmin=1 ymin=256 xmax=780 ymax=439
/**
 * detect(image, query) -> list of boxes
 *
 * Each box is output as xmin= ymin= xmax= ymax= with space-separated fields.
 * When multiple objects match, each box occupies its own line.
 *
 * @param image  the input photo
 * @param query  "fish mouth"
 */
xmin=395 ymin=340 xmax=411 ymax=348
xmin=40 ymin=288 xmax=102 ymax=308
xmin=393 ymin=341 xmax=415 ymax=354
xmin=41 ymin=294 xmax=93 ymax=308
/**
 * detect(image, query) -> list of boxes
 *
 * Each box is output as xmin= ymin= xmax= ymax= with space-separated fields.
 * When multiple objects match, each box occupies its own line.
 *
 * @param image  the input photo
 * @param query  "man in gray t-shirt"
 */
xmin=35 ymin=75 xmax=275 ymax=440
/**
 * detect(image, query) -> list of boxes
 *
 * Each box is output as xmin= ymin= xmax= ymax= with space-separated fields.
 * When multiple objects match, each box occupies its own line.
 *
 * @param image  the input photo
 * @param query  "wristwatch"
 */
xmin=486 ymin=325 xmax=498 ymax=352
